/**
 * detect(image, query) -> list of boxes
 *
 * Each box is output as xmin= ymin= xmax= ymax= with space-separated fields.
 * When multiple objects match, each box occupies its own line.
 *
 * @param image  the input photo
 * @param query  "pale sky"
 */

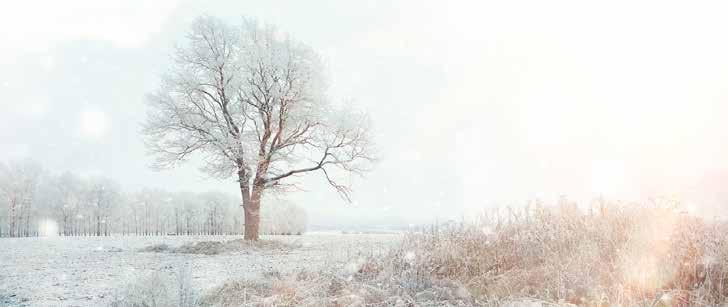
xmin=2 ymin=0 xmax=728 ymax=225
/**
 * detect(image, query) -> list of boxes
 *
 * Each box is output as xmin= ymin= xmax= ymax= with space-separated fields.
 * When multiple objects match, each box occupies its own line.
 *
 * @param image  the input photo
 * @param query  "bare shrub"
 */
xmin=111 ymin=272 xmax=175 ymax=307
xmin=111 ymin=266 xmax=197 ymax=307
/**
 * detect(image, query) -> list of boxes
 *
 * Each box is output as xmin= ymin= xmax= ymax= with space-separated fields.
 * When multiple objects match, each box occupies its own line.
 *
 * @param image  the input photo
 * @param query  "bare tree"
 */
xmin=86 ymin=178 xmax=120 ymax=236
xmin=0 ymin=159 xmax=251 ymax=237
xmin=143 ymin=16 xmax=374 ymax=240
xmin=260 ymin=197 xmax=307 ymax=235
xmin=200 ymin=192 xmax=224 ymax=235
xmin=0 ymin=160 xmax=42 ymax=237
xmin=132 ymin=189 xmax=159 ymax=235
xmin=47 ymin=172 xmax=83 ymax=236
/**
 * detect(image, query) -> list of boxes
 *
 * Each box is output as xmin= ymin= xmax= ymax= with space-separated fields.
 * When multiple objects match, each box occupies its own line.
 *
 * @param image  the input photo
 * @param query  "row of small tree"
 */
xmin=0 ymin=160 xmax=306 ymax=237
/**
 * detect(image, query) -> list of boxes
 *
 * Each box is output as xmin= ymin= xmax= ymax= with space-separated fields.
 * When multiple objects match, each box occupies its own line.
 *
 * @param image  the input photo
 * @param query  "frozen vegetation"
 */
xmin=4 ymin=200 xmax=727 ymax=306
xmin=0 ymin=233 xmax=400 ymax=306
xmin=176 ymin=200 xmax=728 ymax=306
xmin=0 ymin=160 xmax=308 ymax=239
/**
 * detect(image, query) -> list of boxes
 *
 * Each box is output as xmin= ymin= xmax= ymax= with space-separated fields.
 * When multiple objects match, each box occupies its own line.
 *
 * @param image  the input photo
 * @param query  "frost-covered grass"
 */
xmin=0 ymin=233 xmax=400 ymax=306
xmin=376 ymin=201 xmax=728 ymax=306
xmin=196 ymin=201 xmax=728 ymax=306
xmin=5 ymin=202 xmax=728 ymax=306
xmin=139 ymin=238 xmax=295 ymax=255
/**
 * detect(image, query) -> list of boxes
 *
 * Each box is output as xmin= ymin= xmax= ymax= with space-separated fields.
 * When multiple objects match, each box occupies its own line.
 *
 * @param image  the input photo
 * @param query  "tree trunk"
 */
xmin=9 ymin=198 xmax=17 ymax=237
xmin=238 ymin=162 xmax=261 ymax=241
xmin=243 ymin=187 xmax=262 ymax=240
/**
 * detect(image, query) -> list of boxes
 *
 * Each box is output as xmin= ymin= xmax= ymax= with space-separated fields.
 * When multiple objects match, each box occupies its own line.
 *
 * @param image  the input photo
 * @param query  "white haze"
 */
xmin=1 ymin=0 xmax=728 ymax=227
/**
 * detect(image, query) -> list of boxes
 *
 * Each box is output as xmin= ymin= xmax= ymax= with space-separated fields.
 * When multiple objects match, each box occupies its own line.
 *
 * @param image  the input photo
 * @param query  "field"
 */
xmin=3 ymin=202 xmax=728 ymax=307
xmin=0 ymin=233 xmax=401 ymax=306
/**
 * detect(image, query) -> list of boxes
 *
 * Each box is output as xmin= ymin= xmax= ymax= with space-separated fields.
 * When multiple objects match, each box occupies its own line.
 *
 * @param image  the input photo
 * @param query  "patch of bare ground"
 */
xmin=139 ymin=239 xmax=296 ymax=255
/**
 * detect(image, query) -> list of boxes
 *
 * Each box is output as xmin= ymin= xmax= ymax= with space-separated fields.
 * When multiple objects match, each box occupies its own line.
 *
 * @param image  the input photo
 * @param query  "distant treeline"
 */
xmin=0 ymin=160 xmax=306 ymax=237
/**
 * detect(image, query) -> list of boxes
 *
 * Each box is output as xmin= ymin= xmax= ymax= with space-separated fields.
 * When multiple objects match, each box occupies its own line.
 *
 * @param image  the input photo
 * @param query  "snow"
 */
xmin=0 ymin=233 xmax=401 ymax=306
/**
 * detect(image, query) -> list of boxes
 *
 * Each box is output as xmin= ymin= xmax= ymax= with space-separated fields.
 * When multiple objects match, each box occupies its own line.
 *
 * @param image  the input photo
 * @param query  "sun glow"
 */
xmin=38 ymin=219 xmax=59 ymax=237
xmin=79 ymin=109 xmax=109 ymax=139
xmin=619 ymin=207 xmax=681 ymax=291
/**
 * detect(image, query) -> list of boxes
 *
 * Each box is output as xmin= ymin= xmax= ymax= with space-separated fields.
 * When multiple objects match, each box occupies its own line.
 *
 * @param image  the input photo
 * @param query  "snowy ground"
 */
xmin=0 ymin=233 xmax=402 ymax=306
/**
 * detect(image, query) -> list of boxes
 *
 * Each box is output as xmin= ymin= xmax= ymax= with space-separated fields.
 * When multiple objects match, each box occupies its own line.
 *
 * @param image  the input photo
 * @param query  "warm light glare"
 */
xmin=38 ymin=219 xmax=58 ymax=237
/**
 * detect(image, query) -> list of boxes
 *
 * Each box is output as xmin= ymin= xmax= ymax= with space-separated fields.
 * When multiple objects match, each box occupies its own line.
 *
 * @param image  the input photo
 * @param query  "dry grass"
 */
xmin=138 ymin=238 xmax=295 ymax=255
xmin=384 ymin=199 xmax=728 ymax=306
xmin=200 ymin=200 xmax=728 ymax=306
xmin=127 ymin=200 xmax=728 ymax=306
xmin=111 ymin=265 xmax=198 ymax=307
xmin=198 ymin=269 xmax=472 ymax=306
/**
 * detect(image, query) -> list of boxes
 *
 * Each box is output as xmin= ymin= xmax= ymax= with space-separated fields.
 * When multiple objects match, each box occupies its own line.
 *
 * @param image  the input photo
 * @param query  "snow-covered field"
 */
xmin=0 ymin=233 xmax=402 ymax=306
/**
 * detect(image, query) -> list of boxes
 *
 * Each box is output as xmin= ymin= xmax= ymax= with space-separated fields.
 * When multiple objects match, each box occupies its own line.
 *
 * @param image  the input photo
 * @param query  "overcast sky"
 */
xmin=2 ymin=0 xmax=728 ymax=225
